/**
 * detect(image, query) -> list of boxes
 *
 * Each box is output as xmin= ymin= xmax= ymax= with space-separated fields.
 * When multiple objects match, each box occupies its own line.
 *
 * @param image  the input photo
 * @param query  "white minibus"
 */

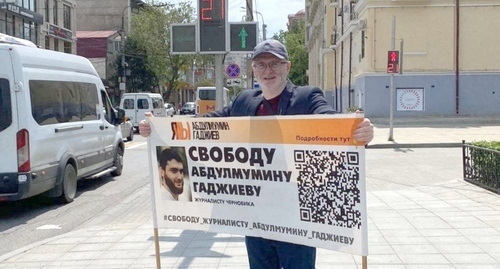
xmin=120 ymin=92 xmax=167 ymax=129
xmin=0 ymin=34 xmax=126 ymax=203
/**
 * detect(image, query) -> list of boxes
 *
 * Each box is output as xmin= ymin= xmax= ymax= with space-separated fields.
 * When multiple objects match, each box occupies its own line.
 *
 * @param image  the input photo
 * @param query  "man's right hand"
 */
xmin=139 ymin=112 xmax=152 ymax=137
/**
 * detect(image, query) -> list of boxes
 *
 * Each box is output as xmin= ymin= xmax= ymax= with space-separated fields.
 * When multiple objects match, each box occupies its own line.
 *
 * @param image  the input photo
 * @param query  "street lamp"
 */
xmin=254 ymin=11 xmax=267 ymax=40
xmin=240 ymin=8 xmax=266 ymax=41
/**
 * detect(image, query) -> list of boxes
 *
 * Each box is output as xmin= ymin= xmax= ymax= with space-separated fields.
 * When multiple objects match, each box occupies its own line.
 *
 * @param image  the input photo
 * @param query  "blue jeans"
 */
xmin=245 ymin=236 xmax=316 ymax=269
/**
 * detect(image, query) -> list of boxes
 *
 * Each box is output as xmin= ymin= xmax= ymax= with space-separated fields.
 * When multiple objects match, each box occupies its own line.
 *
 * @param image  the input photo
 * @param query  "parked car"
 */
xmin=180 ymin=102 xmax=196 ymax=115
xmin=120 ymin=118 xmax=134 ymax=141
xmin=164 ymin=102 xmax=175 ymax=117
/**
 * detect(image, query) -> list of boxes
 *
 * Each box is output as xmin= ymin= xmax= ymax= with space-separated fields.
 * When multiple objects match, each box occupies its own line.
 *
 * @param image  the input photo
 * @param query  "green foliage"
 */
xmin=468 ymin=141 xmax=500 ymax=191
xmin=124 ymin=37 xmax=158 ymax=92
xmin=346 ymin=106 xmax=361 ymax=113
xmin=193 ymin=78 xmax=215 ymax=89
xmin=112 ymin=37 xmax=158 ymax=93
xmin=124 ymin=2 xmax=208 ymax=100
xmin=471 ymin=141 xmax=500 ymax=151
xmin=273 ymin=21 xmax=308 ymax=86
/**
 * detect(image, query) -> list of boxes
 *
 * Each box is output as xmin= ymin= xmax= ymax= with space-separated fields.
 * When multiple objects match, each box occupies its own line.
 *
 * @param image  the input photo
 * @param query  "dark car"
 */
xmin=180 ymin=102 xmax=196 ymax=115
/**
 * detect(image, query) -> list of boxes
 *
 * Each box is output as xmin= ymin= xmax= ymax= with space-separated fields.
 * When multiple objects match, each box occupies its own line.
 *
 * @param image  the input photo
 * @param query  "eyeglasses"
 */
xmin=253 ymin=61 xmax=288 ymax=72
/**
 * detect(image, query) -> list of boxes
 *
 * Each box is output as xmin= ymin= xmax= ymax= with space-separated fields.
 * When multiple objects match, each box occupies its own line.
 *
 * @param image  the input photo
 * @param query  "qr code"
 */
xmin=294 ymin=150 xmax=361 ymax=229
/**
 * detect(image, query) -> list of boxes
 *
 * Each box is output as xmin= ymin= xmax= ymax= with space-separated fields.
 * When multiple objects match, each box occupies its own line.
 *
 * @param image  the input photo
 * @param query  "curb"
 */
xmin=369 ymin=117 xmax=500 ymax=127
xmin=0 ymin=231 xmax=64 ymax=262
xmin=367 ymin=142 xmax=463 ymax=149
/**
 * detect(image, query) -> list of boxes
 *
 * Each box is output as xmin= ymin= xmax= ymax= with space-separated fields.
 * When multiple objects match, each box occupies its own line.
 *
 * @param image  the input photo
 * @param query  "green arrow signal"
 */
xmin=238 ymin=27 xmax=248 ymax=49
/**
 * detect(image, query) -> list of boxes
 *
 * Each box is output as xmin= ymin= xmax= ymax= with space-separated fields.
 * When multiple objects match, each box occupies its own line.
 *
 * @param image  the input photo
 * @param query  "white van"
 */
xmin=119 ymin=92 xmax=166 ymax=129
xmin=0 ymin=34 xmax=126 ymax=203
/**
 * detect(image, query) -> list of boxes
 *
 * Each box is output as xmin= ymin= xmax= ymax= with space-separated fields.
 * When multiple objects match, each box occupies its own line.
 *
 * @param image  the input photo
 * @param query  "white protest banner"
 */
xmin=147 ymin=114 xmax=368 ymax=256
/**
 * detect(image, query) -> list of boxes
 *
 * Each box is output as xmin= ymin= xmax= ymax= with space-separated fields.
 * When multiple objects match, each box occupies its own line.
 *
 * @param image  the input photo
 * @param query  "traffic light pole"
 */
xmin=388 ymin=16 xmax=396 ymax=141
xmin=215 ymin=54 xmax=224 ymax=110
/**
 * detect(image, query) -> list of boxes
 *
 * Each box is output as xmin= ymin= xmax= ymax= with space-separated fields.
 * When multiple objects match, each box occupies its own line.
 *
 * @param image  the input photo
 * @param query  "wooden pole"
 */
xmin=154 ymin=228 xmax=161 ymax=269
xmin=362 ymin=256 xmax=367 ymax=269
xmin=146 ymin=130 xmax=162 ymax=269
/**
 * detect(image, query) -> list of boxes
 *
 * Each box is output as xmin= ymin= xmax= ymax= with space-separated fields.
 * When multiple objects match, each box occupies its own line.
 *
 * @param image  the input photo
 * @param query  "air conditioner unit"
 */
xmin=358 ymin=19 xmax=367 ymax=30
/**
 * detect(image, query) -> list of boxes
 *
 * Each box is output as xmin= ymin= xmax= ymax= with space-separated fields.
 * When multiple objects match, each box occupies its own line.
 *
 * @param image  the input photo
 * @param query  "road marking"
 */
xmin=126 ymin=142 xmax=147 ymax=150
xmin=36 ymin=225 xmax=62 ymax=230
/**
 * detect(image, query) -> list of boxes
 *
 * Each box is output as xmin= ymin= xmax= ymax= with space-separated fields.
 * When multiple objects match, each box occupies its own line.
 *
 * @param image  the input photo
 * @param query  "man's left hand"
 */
xmin=354 ymin=118 xmax=374 ymax=143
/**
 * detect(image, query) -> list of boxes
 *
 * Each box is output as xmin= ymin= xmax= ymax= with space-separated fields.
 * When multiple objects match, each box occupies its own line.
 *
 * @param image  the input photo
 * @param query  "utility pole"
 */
xmin=120 ymin=5 xmax=128 ymax=95
xmin=262 ymin=23 xmax=267 ymax=40
xmin=215 ymin=55 xmax=224 ymax=110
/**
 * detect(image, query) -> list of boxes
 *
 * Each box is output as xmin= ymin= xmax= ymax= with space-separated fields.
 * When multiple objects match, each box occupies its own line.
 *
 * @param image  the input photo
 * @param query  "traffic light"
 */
xmin=229 ymin=22 xmax=257 ymax=53
xmin=171 ymin=24 xmax=196 ymax=54
xmin=198 ymin=0 xmax=227 ymax=53
xmin=387 ymin=50 xmax=400 ymax=74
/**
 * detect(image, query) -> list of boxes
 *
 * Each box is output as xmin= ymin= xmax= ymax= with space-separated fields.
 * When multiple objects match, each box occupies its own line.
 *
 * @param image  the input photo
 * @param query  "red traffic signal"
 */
xmin=387 ymin=50 xmax=400 ymax=74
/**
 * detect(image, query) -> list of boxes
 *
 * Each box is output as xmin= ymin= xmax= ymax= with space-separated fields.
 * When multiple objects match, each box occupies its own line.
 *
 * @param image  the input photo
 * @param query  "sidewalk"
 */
xmin=368 ymin=116 xmax=500 ymax=148
xmin=1 ymin=116 xmax=499 ymax=269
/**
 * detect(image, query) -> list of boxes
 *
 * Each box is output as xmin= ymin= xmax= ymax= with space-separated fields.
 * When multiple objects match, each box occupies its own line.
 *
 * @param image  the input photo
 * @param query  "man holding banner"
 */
xmin=140 ymin=39 xmax=374 ymax=269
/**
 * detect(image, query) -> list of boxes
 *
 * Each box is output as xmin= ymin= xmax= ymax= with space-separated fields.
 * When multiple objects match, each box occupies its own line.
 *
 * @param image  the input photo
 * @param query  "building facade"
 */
xmin=75 ymin=0 xmax=145 ymax=104
xmin=41 ymin=0 xmax=76 ymax=53
xmin=0 ymin=0 xmax=76 ymax=53
xmin=0 ymin=0 xmax=42 ymax=43
xmin=306 ymin=0 xmax=500 ymax=116
xmin=76 ymin=0 xmax=131 ymax=33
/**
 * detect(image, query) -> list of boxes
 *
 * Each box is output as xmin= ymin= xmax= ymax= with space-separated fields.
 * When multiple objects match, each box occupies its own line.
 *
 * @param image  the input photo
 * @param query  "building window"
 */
xmin=6 ymin=15 xmax=13 ymax=36
xmin=45 ymin=0 xmax=49 ymax=22
xmin=22 ymin=0 xmax=35 ymax=10
xmin=15 ymin=17 xmax=23 ymax=38
xmin=53 ymin=1 xmax=58 ymax=25
xmin=114 ymin=40 xmax=121 ymax=53
xmin=23 ymin=21 xmax=30 ymax=40
xmin=0 ymin=14 xmax=6 ymax=33
xmin=63 ymin=4 xmax=70 ymax=29
xmin=30 ymin=22 xmax=37 ymax=44
xmin=54 ymin=39 xmax=59 ymax=51
xmin=64 ymin=41 xmax=71 ymax=53
xmin=45 ymin=36 xmax=50 ymax=49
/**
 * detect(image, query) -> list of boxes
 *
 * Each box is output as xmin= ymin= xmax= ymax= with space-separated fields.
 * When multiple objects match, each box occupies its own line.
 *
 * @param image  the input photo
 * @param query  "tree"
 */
xmin=194 ymin=78 xmax=215 ymax=89
xmin=273 ymin=21 xmax=308 ymax=85
xmin=123 ymin=37 xmax=158 ymax=92
xmin=112 ymin=37 xmax=158 ymax=93
xmin=128 ymin=2 xmax=199 ymax=100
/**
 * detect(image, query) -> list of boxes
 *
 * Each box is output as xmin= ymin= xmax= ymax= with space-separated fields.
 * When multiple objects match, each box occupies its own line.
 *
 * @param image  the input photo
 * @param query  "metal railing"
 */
xmin=462 ymin=141 xmax=500 ymax=194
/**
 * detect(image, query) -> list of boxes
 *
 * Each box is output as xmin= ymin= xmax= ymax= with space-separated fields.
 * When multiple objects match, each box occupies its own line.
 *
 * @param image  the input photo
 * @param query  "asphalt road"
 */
xmin=0 ymin=135 xmax=149 ymax=256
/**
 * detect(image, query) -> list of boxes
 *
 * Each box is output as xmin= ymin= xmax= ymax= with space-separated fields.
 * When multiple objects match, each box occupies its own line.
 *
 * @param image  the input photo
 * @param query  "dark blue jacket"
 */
xmin=205 ymin=80 xmax=335 ymax=117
